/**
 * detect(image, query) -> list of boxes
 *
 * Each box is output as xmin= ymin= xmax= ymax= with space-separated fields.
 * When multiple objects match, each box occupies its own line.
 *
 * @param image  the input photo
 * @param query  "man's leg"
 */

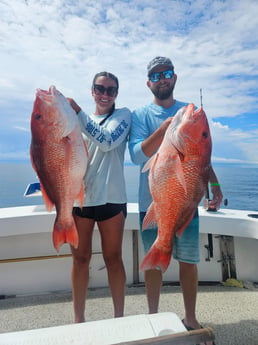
xmin=179 ymin=261 xmax=200 ymax=328
xmin=139 ymin=212 xmax=162 ymax=314
xmin=176 ymin=210 xmax=214 ymax=344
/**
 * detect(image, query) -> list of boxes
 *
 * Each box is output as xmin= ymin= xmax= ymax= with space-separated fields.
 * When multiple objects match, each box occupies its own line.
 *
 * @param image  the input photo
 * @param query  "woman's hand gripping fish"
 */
xmin=140 ymin=103 xmax=212 ymax=273
xmin=30 ymin=86 xmax=88 ymax=252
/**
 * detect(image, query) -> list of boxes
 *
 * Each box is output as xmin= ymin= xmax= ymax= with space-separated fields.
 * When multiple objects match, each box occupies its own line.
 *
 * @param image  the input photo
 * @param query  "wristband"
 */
xmin=210 ymin=183 xmax=220 ymax=187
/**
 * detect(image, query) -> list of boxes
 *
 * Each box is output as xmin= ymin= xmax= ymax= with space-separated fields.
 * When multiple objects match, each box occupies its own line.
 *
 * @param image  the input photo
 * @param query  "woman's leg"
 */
xmin=98 ymin=211 xmax=126 ymax=317
xmin=70 ymin=215 xmax=95 ymax=323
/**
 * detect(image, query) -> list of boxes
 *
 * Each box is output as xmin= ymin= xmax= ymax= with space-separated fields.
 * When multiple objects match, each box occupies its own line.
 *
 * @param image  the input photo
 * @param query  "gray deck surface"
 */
xmin=0 ymin=284 xmax=258 ymax=345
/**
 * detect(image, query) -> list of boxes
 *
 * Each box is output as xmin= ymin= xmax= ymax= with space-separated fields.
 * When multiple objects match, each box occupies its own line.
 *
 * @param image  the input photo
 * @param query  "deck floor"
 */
xmin=0 ymin=284 xmax=258 ymax=345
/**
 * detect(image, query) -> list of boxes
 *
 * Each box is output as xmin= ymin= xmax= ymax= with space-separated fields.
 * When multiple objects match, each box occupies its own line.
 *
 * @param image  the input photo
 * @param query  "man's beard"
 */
xmin=152 ymin=84 xmax=174 ymax=100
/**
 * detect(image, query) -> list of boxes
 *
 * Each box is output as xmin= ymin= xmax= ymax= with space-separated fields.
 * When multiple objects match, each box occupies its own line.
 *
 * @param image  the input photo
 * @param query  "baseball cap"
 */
xmin=147 ymin=56 xmax=174 ymax=76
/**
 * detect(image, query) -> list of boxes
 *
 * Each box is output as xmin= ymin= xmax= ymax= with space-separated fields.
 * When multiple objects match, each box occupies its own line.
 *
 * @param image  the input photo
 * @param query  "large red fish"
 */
xmin=140 ymin=103 xmax=212 ymax=273
xmin=30 ymin=86 xmax=88 ymax=252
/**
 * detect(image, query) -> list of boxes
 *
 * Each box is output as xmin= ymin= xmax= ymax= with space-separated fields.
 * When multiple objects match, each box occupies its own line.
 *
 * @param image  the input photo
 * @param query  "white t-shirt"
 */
xmin=77 ymin=107 xmax=131 ymax=206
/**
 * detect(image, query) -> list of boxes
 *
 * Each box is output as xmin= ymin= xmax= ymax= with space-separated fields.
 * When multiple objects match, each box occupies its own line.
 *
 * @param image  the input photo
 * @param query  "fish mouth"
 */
xmin=192 ymin=107 xmax=205 ymax=121
xmin=172 ymin=105 xmax=208 ymax=150
xmin=36 ymin=85 xmax=60 ymax=103
xmin=181 ymin=105 xmax=206 ymax=133
xmin=37 ymin=85 xmax=55 ymax=96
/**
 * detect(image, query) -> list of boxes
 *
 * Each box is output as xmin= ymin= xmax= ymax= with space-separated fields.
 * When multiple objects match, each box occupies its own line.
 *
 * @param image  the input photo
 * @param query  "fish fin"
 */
xmin=40 ymin=183 xmax=54 ymax=212
xmin=30 ymin=153 xmax=55 ymax=210
xmin=176 ymin=211 xmax=196 ymax=237
xmin=139 ymin=243 xmax=172 ymax=273
xmin=76 ymin=182 xmax=85 ymax=209
xmin=172 ymin=154 xmax=187 ymax=193
xmin=142 ymin=154 xmax=158 ymax=173
xmin=142 ymin=203 xmax=157 ymax=230
xmin=155 ymin=151 xmax=187 ymax=194
xmin=84 ymin=141 xmax=89 ymax=158
xmin=53 ymin=218 xmax=79 ymax=252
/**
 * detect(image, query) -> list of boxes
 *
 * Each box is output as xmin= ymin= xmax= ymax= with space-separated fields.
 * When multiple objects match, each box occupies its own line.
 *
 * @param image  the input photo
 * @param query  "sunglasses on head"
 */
xmin=93 ymin=84 xmax=118 ymax=97
xmin=149 ymin=70 xmax=174 ymax=83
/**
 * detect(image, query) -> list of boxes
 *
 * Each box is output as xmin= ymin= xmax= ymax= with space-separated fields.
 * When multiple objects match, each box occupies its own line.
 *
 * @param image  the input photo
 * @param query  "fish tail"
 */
xmin=139 ymin=244 xmax=172 ymax=273
xmin=53 ymin=219 xmax=79 ymax=252
xmin=40 ymin=183 xmax=54 ymax=212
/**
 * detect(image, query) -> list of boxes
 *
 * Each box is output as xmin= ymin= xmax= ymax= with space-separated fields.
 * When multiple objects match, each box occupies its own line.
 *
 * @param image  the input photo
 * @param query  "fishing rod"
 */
xmin=200 ymin=89 xmax=228 ymax=260
xmin=199 ymin=89 xmax=214 ymax=260
xmin=200 ymin=88 xmax=228 ymax=208
xmin=201 ymin=88 xmax=222 ymax=261
xmin=200 ymin=89 xmax=215 ymax=211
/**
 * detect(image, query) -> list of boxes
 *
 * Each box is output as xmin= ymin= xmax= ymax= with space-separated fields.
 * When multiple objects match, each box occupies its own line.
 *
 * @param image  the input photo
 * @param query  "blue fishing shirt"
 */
xmin=128 ymin=101 xmax=188 ymax=212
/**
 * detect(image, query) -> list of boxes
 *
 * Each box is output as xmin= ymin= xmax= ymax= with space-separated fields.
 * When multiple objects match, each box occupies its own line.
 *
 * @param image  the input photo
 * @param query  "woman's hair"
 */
xmin=92 ymin=71 xmax=119 ymax=89
xmin=92 ymin=71 xmax=119 ymax=125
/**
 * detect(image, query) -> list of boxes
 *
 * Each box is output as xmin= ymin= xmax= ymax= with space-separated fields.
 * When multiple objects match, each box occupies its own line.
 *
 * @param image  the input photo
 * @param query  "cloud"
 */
xmin=210 ymin=120 xmax=258 ymax=163
xmin=0 ymin=0 xmax=258 ymax=162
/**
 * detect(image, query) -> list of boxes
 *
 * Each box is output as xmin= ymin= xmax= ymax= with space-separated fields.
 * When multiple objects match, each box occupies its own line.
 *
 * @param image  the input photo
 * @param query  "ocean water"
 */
xmin=0 ymin=161 xmax=258 ymax=211
xmin=0 ymin=161 xmax=140 ymax=209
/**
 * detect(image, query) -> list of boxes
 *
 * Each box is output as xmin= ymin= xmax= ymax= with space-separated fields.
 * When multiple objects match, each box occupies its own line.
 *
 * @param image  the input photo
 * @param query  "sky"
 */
xmin=0 ymin=0 xmax=258 ymax=164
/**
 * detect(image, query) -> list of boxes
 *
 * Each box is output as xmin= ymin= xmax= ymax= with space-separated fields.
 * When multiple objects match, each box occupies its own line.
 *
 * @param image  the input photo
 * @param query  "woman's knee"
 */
xmin=103 ymin=251 xmax=123 ymax=267
xmin=72 ymin=252 xmax=92 ymax=267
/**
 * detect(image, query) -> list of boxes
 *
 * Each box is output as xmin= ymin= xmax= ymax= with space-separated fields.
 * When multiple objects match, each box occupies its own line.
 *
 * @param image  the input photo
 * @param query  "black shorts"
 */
xmin=73 ymin=203 xmax=127 ymax=221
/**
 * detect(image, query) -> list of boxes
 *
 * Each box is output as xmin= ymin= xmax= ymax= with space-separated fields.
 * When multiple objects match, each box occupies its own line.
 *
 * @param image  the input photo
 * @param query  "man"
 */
xmin=129 ymin=56 xmax=222 ymax=344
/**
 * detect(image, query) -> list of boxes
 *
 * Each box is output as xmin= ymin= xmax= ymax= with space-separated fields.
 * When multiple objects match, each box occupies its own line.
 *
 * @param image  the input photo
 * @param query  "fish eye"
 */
xmin=35 ymin=113 xmax=41 ymax=120
xmin=202 ymin=131 xmax=208 ymax=139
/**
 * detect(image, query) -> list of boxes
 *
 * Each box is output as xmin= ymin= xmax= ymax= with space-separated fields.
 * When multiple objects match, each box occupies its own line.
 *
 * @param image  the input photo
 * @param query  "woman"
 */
xmin=68 ymin=72 xmax=131 ymax=323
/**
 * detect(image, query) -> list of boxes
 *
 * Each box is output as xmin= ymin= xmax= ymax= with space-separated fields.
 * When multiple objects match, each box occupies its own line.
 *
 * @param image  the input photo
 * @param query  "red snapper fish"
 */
xmin=30 ymin=85 xmax=88 ymax=252
xmin=140 ymin=103 xmax=212 ymax=273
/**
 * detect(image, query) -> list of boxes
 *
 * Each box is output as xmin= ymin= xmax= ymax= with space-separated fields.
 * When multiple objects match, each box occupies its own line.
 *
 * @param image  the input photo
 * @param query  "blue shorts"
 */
xmin=139 ymin=209 xmax=200 ymax=264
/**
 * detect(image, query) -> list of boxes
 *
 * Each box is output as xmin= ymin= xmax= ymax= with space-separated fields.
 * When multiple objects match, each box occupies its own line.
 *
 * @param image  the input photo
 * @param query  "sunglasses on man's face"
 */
xmin=149 ymin=70 xmax=174 ymax=83
xmin=93 ymin=84 xmax=118 ymax=97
